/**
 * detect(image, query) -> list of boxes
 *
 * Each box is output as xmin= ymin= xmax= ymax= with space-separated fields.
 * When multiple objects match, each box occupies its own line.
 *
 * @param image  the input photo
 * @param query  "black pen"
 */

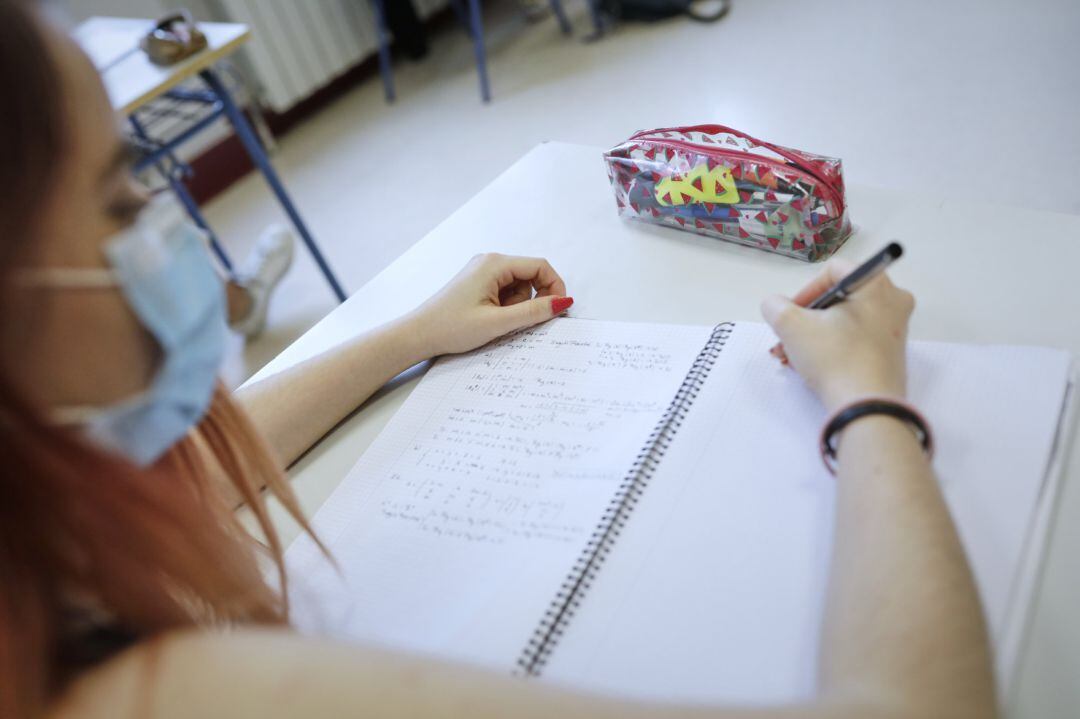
xmin=806 ymin=242 xmax=903 ymax=310
xmin=770 ymin=242 xmax=904 ymax=362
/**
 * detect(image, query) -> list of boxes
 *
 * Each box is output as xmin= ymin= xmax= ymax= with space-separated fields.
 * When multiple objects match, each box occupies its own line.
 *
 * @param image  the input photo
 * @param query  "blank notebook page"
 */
xmin=540 ymin=321 xmax=1072 ymax=704
xmin=285 ymin=318 xmax=713 ymax=671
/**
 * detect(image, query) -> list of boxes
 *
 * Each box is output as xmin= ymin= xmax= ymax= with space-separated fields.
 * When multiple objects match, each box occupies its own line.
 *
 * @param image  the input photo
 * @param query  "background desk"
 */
xmin=73 ymin=17 xmax=346 ymax=301
xmin=74 ymin=16 xmax=250 ymax=114
xmin=246 ymin=142 xmax=1080 ymax=718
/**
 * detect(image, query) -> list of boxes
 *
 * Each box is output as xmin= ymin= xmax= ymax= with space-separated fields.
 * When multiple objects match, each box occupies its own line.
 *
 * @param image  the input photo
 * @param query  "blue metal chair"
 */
xmin=370 ymin=0 xmax=572 ymax=103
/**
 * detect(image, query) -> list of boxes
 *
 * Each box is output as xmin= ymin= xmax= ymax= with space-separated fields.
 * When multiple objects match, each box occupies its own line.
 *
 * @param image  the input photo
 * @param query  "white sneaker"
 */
xmin=230 ymin=225 xmax=295 ymax=339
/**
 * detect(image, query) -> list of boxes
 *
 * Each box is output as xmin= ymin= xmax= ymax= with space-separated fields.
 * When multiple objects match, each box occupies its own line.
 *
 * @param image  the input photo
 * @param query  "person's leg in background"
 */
xmin=223 ymin=226 xmax=295 ymax=339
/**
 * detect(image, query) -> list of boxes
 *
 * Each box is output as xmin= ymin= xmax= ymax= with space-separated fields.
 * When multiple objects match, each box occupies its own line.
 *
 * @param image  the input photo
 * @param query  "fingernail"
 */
xmin=551 ymin=297 xmax=574 ymax=315
xmin=769 ymin=343 xmax=790 ymax=365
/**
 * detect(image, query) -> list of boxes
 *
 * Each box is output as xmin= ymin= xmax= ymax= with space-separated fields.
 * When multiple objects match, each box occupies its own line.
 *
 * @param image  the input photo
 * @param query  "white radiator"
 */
xmin=219 ymin=0 xmax=449 ymax=112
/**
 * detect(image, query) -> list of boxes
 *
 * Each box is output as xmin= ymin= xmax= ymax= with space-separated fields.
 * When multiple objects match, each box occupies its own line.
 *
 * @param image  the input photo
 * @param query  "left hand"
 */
xmin=407 ymin=253 xmax=572 ymax=356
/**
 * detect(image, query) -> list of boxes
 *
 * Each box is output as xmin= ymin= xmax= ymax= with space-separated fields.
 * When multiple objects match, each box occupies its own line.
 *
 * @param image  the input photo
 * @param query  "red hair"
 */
xmin=0 ymin=383 xmax=320 ymax=717
xmin=0 ymin=2 xmax=321 ymax=715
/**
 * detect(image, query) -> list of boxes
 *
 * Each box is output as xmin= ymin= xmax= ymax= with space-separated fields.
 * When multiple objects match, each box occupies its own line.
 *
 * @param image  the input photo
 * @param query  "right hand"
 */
xmin=760 ymin=259 xmax=915 ymax=413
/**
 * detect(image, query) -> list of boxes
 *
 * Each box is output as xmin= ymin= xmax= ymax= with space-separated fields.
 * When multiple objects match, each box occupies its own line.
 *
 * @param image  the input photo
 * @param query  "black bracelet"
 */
xmin=819 ymin=398 xmax=934 ymax=475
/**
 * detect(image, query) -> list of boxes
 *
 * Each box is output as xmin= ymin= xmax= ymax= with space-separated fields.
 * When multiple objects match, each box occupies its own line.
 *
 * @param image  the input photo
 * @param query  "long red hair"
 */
xmin=0 ymin=2 xmax=318 ymax=716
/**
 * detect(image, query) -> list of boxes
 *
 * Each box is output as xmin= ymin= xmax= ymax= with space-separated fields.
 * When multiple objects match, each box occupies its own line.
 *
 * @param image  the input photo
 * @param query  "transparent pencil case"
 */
xmin=603 ymin=124 xmax=853 ymax=262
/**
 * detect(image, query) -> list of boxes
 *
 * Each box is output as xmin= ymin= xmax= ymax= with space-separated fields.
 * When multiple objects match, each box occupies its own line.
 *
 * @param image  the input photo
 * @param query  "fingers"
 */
xmin=486 ymin=254 xmax=568 ymax=298
xmin=898 ymin=287 xmax=916 ymax=315
xmin=763 ymin=270 xmax=913 ymax=336
xmin=495 ymin=295 xmax=573 ymax=335
xmin=761 ymin=294 xmax=802 ymax=334
xmin=790 ymin=258 xmax=858 ymax=307
xmin=499 ymin=280 xmax=533 ymax=307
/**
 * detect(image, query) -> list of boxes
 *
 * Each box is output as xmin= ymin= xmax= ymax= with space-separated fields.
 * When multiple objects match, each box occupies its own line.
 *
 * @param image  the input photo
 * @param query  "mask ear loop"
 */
xmin=9 ymin=268 xmax=128 ymax=424
xmin=50 ymin=404 xmax=106 ymax=425
xmin=9 ymin=267 xmax=120 ymax=289
xmin=47 ymin=380 xmax=151 ymax=427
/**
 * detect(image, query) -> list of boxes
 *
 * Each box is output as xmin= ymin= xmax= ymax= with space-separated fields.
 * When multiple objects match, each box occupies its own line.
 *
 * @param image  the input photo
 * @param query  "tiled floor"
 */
xmin=207 ymin=0 xmax=1080 ymax=384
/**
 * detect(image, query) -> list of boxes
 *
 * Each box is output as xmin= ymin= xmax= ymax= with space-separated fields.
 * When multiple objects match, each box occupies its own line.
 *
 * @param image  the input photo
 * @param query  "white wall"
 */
xmin=58 ymin=0 xmax=166 ymax=23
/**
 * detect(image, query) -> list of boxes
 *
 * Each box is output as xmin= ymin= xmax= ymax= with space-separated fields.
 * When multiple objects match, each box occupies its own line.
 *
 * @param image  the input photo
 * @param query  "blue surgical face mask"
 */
xmin=21 ymin=195 xmax=227 ymax=466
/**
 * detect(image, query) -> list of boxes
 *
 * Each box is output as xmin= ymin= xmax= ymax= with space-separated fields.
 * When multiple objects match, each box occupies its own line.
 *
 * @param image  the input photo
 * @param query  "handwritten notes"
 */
xmin=363 ymin=321 xmax=706 ymax=547
xmin=286 ymin=318 xmax=713 ymax=669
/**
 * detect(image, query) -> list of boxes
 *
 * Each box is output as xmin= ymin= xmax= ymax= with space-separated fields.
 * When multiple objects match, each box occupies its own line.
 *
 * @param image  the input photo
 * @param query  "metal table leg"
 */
xmin=549 ymin=0 xmax=573 ymax=35
xmin=371 ymin=0 xmax=396 ymax=102
xmin=466 ymin=0 xmax=491 ymax=102
xmin=585 ymin=0 xmax=607 ymax=39
xmin=200 ymin=67 xmax=348 ymax=303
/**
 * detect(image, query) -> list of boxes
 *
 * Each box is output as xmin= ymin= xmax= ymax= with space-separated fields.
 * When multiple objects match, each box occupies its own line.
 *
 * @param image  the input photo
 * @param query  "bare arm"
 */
xmin=54 ymin=262 xmax=997 ymax=719
xmin=822 ymin=417 xmax=996 ymax=718
xmin=52 ymin=630 xmax=894 ymax=719
xmin=762 ymin=260 xmax=998 ymax=719
xmin=235 ymin=253 xmax=572 ymax=468
xmin=233 ymin=316 xmax=430 ymax=468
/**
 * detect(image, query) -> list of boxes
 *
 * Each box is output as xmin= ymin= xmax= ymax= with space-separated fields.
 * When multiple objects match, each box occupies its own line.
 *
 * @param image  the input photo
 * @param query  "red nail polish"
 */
xmin=551 ymin=297 xmax=574 ymax=315
xmin=769 ymin=343 xmax=790 ymax=365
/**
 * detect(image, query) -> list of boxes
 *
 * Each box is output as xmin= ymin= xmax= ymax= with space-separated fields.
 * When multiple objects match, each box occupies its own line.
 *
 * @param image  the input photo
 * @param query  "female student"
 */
xmin=0 ymin=2 xmax=997 ymax=717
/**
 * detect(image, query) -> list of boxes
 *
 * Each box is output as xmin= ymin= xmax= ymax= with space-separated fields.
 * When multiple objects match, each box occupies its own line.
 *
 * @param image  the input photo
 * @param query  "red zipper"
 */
xmin=626 ymin=125 xmax=844 ymax=212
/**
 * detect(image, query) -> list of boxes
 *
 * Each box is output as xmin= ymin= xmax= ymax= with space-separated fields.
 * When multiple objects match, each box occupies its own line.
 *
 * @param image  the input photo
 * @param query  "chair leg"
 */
xmin=159 ymin=161 xmax=234 ymax=273
xmin=585 ymin=0 xmax=608 ymax=40
xmin=549 ymin=0 xmax=573 ymax=35
xmin=201 ymin=68 xmax=348 ymax=302
xmin=128 ymin=115 xmax=234 ymax=273
xmin=370 ymin=0 xmax=396 ymax=102
xmin=466 ymin=0 xmax=491 ymax=102
xmin=449 ymin=0 xmax=472 ymax=36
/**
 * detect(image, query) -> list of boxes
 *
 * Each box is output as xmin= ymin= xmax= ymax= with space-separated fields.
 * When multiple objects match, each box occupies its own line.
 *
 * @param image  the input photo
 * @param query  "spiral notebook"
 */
xmin=286 ymin=318 xmax=1074 ymax=704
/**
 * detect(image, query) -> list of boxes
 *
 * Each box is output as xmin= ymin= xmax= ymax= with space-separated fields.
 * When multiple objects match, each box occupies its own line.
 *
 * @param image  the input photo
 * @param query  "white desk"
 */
xmin=247 ymin=142 xmax=1080 ymax=718
xmin=73 ymin=17 xmax=250 ymax=115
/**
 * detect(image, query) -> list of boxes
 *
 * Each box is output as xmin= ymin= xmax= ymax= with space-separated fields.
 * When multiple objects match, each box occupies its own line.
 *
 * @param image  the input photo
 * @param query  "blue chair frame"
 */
xmin=370 ymin=0 xmax=573 ymax=103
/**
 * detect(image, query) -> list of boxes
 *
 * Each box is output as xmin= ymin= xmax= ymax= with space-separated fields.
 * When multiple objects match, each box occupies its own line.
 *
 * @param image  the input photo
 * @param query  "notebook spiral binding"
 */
xmin=515 ymin=322 xmax=735 ymax=677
